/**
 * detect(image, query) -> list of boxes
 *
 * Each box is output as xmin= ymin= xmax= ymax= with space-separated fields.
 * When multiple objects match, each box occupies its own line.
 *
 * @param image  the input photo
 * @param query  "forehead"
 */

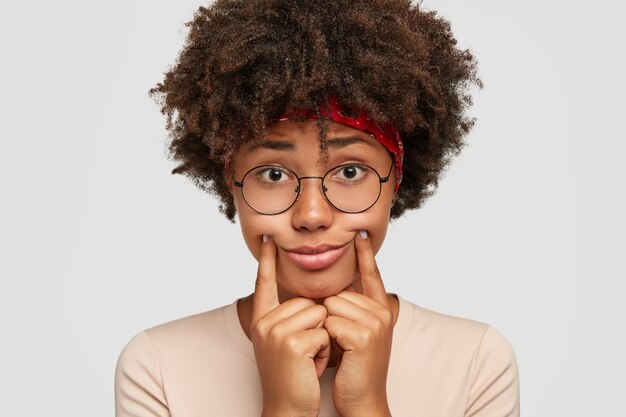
xmin=266 ymin=119 xmax=369 ymax=138
xmin=238 ymin=120 xmax=384 ymax=156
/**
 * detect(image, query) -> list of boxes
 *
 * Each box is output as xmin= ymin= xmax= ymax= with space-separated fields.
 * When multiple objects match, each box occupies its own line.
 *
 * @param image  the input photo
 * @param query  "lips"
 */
xmin=283 ymin=242 xmax=350 ymax=270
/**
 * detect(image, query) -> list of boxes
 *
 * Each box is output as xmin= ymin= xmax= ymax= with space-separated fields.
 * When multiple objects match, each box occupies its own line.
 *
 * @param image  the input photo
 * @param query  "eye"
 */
xmin=332 ymin=164 xmax=368 ymax=182
xmin=255 ymin=166 xmax=293 ymax=184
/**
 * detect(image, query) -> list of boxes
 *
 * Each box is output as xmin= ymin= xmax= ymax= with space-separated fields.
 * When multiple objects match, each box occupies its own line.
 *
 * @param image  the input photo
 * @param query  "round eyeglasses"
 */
xmin=232 ymin=160 xmax=394 ymax=215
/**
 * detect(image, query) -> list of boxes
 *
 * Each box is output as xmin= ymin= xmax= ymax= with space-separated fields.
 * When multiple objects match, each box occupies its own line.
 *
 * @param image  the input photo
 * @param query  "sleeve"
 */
xmin=464 ymin=326 xmax=520 ymax=417
xmin=114 ymin=331 xmax=171 ymax=417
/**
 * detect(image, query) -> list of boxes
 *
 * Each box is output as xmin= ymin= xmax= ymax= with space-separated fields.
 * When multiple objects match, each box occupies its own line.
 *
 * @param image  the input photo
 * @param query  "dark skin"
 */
xmin=150 ymin=1 xmax=482 ymax=415
xmin=149 ymin=0 xmax=482 ymax=223
xmin=237 ymin=283 xmax=400 ymax=368
xmin=230 ymin=120 xmax=400 ymax=417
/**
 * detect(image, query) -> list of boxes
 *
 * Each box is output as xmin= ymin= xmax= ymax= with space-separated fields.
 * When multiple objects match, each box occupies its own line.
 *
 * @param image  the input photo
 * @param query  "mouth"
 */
xmin=282 ymin=242 xmax=350 ymax=270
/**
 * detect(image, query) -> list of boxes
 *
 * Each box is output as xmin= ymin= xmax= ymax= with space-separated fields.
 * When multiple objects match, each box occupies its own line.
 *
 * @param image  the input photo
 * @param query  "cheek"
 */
xmin=339 ymin=206 xmax=390 ymax=255
xmin=237 ymin=207 xmax=291 ymax=262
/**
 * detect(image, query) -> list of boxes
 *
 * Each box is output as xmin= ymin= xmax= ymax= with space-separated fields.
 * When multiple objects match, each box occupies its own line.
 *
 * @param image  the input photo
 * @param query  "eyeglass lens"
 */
xmin=239 ymin=164 xmax=383 ymax=214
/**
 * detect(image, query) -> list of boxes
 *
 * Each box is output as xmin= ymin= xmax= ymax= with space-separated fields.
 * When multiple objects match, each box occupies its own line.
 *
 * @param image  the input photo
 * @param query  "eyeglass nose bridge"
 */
xmin=294 ymin=176 xmax=329 ymax=200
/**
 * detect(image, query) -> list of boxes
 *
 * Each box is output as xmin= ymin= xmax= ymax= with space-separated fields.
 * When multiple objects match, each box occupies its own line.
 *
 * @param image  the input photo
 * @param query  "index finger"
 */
xmin=252 ymin=234 xmax=280 ymax=322
xmin=354 ymin=230 xmax=389 ymax=307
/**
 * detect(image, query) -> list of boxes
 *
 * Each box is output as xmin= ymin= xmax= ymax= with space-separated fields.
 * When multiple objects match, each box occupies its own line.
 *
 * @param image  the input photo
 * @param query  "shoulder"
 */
xmin=400 ymin=297 xmax=515 ymax=349
xmin=398 ymin=298 xmax=487 ymax=346
xmin=114 ymin=304 xmax=233 ymax=416
xmin=115 ymin=303 xmax=233 ymax=373
xmin=396 ymin=297 xmax=518 ymax=374
xmin=145 ymin=304 xmax=231 ymax=350
xmin=395 ymin=297 xmax=520 ymax=415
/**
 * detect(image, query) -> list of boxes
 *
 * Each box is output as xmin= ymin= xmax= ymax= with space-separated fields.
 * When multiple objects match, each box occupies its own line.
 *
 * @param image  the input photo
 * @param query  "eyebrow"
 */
xmin=246 ymin=139 xmax=295 ymax=153
xmin=326 ymin=135 xmax=377 ymax=149
xmin=245 ymin=135 xmax=376 ymax=154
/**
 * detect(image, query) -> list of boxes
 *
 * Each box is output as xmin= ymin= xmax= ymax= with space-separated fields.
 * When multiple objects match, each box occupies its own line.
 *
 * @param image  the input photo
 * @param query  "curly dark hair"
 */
xmin=149 ymin=0 xmax=482 ymax=222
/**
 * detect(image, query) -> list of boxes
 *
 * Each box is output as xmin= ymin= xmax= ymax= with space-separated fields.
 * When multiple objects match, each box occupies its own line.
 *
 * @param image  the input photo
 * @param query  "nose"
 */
xmin=290 ymin=177 xmax=334 ymax=232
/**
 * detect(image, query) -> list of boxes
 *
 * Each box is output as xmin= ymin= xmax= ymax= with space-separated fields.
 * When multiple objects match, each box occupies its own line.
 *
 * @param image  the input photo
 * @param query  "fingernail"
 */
xmin=262 ymin=234 xmax=269 ymax=243
xmin=359 ymin=230 xmax=368 ymax=239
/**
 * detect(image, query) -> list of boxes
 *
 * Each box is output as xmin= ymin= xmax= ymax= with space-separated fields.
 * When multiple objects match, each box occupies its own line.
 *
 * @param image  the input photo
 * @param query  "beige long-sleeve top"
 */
xmin=115 ymin=295 xmax=520 ymax=416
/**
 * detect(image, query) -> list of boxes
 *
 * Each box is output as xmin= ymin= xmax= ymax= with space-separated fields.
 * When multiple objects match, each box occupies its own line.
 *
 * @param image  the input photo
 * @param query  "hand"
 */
xmin=323 ymin=231 xmax=394 ymax=417
xmin=250 ymin=235 xmax=332 ymax=417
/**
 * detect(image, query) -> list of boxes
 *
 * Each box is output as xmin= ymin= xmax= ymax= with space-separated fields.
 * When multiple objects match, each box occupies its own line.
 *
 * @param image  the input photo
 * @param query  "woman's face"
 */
xmin=230 ymin=120 xmax=396 ymax=301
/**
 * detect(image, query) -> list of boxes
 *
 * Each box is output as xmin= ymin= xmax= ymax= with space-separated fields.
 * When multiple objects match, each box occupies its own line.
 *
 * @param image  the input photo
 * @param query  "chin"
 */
xmin=287 ymin=279 xmax=349 ymax=299
xmin=276 ymin=251 xmax=357 ymax=300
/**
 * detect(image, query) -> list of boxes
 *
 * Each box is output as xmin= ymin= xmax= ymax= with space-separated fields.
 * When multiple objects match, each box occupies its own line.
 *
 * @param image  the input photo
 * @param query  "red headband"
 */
xmin=226 ymin=97 xmax=404 ymax=192
xmin=277 ymin=97 xmax=404 ymax=192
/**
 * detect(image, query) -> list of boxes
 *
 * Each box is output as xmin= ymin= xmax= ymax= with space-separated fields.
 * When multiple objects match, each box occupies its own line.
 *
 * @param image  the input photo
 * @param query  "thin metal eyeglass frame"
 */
xmin=232 ymin=158 xmax=394 ymax=215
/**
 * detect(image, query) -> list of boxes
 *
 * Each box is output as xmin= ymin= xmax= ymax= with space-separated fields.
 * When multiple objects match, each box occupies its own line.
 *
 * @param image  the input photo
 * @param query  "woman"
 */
xmin=115 ymin=1 xmax=520 ymax=416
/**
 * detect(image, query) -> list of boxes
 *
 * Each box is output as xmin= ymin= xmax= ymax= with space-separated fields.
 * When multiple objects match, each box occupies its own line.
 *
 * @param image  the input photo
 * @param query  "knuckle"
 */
xmin=323 ymin=295 xmax=337 ymax=307
xmin=370 ymin=317 xmax=385 ymax=334
xmin=286 ymin=297 xmax=314 ymax=309
xmin=250 ymin=319 xmax=269 ymax=337
xmin=312 ymin=304 xmax=328 ymax=317
xmin=283 ymin=334 xmax=305 ymax=354
xmin=356 ymin=328 xmax=375 ymax=347
xmin=381 ymin=309 xmax=394 ymax=327
xmin=267 ymin=324 xmax=285 ymax=343
xmin=299 ymin=297 xmax=317 ymax=307
xmin=254 ymin=273 xmax=264 ymax=289
xmin=320 ymin=328 xmax=330 ymax=341
xmin=373 ymin=265 xmax=382 ymax=278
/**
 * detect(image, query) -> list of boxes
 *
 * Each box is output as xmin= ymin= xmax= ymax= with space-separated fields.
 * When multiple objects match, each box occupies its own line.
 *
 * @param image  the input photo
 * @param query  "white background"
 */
xmin=1 ymin=0 xmax=624 ymax=415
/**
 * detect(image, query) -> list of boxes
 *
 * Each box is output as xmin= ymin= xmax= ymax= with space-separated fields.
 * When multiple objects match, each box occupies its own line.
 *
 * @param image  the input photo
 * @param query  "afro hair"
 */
xmin=149 ymin=0 xmax=483 ymax=222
